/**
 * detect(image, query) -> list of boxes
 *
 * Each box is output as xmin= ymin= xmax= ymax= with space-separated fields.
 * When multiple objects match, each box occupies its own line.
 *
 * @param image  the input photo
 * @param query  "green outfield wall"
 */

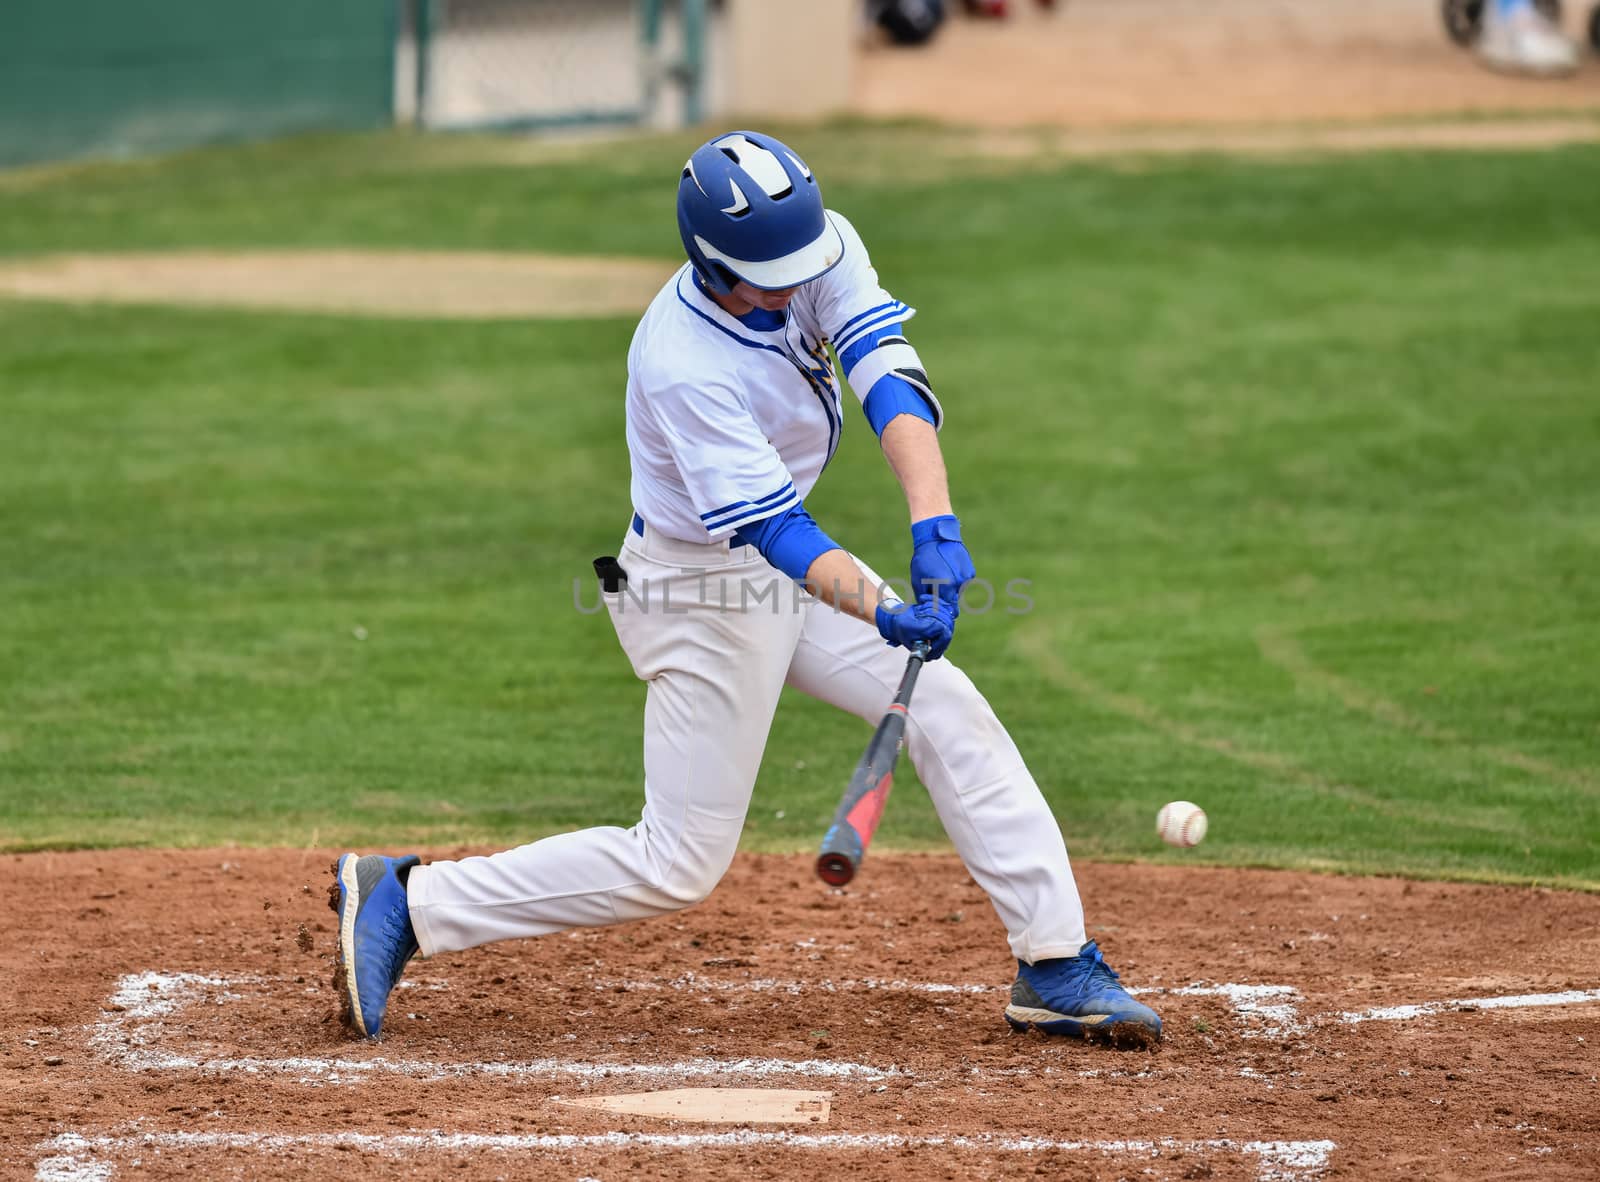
xmin=1 ymin=1 xmax=395 ymax=168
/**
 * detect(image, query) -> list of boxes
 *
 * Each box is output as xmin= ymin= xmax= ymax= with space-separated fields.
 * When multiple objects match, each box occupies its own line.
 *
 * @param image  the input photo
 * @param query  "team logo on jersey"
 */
xmin=792 ymin=335 xmax=838 ymax=403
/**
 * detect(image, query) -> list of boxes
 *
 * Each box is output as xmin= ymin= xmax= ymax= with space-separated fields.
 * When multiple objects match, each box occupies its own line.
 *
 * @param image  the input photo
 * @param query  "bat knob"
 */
xmin=815 ymin=853 xmax=856 ymax=887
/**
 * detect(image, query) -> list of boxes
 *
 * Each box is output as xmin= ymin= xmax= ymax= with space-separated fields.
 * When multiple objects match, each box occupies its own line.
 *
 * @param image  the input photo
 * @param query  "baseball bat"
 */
xmin=815 ymin=641 xmax=929 ymax=886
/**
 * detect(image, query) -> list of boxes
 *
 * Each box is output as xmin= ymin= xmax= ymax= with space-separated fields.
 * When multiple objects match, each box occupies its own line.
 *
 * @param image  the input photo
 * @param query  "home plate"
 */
xmin=552 ymin=1088 xmax=833 ymax=1124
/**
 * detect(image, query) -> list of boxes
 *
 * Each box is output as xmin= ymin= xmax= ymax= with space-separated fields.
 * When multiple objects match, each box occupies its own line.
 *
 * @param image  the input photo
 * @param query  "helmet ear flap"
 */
xmin=689 ymin=254 xmax=739 ymax=297
xmin=706 ymin=259 xmax=741 ymax=294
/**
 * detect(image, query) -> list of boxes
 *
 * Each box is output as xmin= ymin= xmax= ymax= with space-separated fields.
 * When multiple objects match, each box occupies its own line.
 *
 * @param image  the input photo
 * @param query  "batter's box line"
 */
xmin=87 ymin=972 xmax=1600 ymax=1087
xmin=88 ymin=971 xmax=898 ymax=1085
xmin=597 ymin=973 xmax=997 ymax=996
xmin=33 ymin=1130 xmax=1339 ymax=1182
xmin=87 ymin=971 xmax=1309 ymax=1086
xmin=1338 ymin=988 xmax=1600 ymax=1024
xmin=599 ymin=974 xmax=1311 ymax=1039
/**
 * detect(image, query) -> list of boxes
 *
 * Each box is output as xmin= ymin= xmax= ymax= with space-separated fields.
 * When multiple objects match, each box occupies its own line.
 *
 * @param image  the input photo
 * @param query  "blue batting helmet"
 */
xmin=676 ymin=131 xmax=845 ymax=295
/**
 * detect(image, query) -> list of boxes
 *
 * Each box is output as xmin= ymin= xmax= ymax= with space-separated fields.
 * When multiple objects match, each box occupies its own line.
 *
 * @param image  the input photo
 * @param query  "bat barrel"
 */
xmin=812 ymin=644 xmax=926 ymax=888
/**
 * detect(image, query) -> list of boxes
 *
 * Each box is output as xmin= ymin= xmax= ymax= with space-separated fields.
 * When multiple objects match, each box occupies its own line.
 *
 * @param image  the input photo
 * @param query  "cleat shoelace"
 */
xmin=1036 ymin=942 xmax=1126 ymax=1003
xmin=1079 ymin=946 xmax=1123 ymax=990
xmin=374 ymin=904 xmax=418 ymax=985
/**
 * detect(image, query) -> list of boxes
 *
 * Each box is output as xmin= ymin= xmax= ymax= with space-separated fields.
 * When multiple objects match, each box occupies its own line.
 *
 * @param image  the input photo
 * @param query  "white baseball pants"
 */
xmin=407 ymin=523 xmax=1087 ymax=964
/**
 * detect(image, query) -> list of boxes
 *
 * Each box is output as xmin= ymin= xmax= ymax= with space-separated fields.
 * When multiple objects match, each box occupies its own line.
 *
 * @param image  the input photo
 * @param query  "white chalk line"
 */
xmin=596 ymin=973 xmax=995 ymax=996
xmin=33 ymin=1154 xmax=112 ymax=1182
xmin=101 ymin=1047 xmax=894 ymax=1084
xmin=34 ymin=1130 xmax=1338 ymax=1182
xmin=89 ymin=971 xmax=894 ymax=1083
xmin=600 ymin=974 xmax=1309 ymax=1038
xmin=1165 ymin=983 xmax=1306 ymax=1038
xmin=1339 ymin=989 xmax=1600 ymax=1024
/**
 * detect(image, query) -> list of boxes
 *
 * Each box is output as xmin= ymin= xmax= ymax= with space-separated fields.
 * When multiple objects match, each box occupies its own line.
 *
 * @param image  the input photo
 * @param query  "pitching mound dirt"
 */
xmin=4 ymin=848 xmax=1598 ymax=1180
xmin=0 ymin=250 xmax=676 ymax=320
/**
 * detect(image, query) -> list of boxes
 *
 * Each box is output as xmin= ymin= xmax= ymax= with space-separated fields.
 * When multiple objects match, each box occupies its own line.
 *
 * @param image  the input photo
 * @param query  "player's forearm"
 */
xmin=880 ymin=414 xmax=954 ymax=522
xmin=803 ymin=547 xmax=885 ymax=625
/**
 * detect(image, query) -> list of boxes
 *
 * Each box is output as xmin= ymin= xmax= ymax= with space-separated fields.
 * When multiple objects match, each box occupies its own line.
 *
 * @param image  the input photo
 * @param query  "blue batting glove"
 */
xmin=910 ymin=514 xmax=976 ymax=616
xmin=875 ymin=598 xmax=955 ymax=661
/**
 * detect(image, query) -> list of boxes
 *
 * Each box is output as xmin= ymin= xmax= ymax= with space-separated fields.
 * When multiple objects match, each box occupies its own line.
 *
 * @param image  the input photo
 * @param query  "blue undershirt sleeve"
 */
xmin=861 ymin=374 xmax=939 ymax=437
xmin=732 ymin=500 xmax=842 ymax=584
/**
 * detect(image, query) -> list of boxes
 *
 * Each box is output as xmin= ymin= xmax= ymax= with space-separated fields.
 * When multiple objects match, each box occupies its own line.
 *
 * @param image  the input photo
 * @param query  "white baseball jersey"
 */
xmin=625 ymin=210 xmax=924 ymax=543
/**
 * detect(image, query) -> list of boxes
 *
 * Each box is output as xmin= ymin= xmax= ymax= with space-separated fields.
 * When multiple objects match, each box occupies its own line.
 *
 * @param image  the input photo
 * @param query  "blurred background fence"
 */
xmin=1 ymin=0 xmax=721 ymax=168
xmin=4 ymin=1 xmax=1596 ymax=170
xmin=1 ymin=0 xmax=397 ymax=168
xmin=398 ymin=0 xmax=707 ymax=132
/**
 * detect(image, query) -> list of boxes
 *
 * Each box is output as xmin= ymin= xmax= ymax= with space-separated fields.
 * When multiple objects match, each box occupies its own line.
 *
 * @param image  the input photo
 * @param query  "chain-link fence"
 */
xmin=397 ymin=0 xmax=707 ymax=132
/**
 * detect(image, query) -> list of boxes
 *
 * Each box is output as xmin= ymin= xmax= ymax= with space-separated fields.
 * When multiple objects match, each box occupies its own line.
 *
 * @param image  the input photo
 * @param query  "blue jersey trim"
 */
xmin=834 ymin=300 xmax=900 ymax=341
xmin=702 ymin=482 xmax=796 ymax=529
xmin=834 ymin=304 xmax=911 ymax=355
xmin=838 ymin=321 xmax=909 ymax=373
xmin=784 ymin=321 xmax=841 ymax=466
xmin=711 ymin=490 xmax=801 ymax=537
xmin=676 ymin=278 xmax=792 ymax=359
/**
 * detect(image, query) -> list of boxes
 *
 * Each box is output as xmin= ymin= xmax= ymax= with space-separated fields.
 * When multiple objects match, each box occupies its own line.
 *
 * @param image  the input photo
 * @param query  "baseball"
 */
xmin=1156 ymin=801 xmax=1207 ymax=848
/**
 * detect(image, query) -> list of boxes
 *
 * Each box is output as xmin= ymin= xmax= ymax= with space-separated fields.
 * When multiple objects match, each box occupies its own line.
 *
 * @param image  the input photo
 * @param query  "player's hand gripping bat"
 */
xmin=815 ymin=641 xmax=929 ymax=886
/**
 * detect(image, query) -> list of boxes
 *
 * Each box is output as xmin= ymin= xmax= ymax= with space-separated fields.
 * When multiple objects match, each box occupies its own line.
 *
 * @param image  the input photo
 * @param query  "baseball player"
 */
xmin=332 ymin=130 xmax=1162 ymax=1048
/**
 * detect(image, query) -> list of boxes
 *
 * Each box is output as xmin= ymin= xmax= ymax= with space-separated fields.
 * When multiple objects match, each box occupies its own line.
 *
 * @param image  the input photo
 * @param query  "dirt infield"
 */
xmin=857 ymin=0 xmax=1600 ymax=128
xmin=4 ymin=849 xmax=1597 ymax=1180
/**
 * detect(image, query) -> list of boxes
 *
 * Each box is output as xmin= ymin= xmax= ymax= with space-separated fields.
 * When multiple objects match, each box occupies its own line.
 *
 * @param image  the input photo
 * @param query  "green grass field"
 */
xmin=2 ymin=127 xmax=1596 ymax=887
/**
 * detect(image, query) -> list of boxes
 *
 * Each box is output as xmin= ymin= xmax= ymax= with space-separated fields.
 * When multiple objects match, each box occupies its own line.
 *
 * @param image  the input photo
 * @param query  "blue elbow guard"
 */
xmin=733 ymin=500 xmax=840 ymax=583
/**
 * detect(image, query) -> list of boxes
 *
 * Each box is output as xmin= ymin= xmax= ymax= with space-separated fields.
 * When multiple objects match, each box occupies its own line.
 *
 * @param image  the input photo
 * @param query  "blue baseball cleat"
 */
xmin=1004 ymin=940 xmax=1162 ymax=1047
xmin=330 ymin=853 xmax=421 ymax=1038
